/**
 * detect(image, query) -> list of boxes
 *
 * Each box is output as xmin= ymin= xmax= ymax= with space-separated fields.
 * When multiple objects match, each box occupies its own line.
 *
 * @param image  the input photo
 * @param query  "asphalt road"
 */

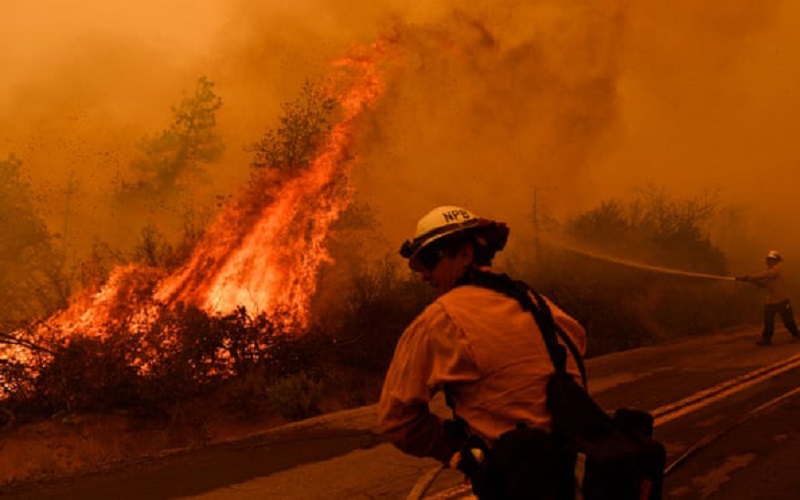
xmin=4 ymin=325 xmax=800 ymax=499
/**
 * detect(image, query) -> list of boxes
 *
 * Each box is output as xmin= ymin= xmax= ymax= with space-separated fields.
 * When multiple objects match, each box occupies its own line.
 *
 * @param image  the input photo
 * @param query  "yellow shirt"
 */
xmin=377 ymin=284 xmax=587 ymax=462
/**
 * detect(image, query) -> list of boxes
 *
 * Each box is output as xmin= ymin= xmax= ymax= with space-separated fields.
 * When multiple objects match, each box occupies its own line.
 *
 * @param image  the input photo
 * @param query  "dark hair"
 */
xmin=430 ymin=231 xmax=497 ymax=267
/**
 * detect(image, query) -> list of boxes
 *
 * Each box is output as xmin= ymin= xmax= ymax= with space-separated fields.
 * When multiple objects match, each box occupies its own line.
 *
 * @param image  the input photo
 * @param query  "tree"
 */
xmin=120 ymin=76 xmax=224 ymax=200
xmin=249 ymin=81 xmax=336 ymax=174
xmin=532 ymin=187 xmax=743 ymax=356
xmin=567 ymin=187 xmax=725 ymax=272
xmin=113 ymin=77 xmax=224 ymax=262
xmin=0 ymin=155 xmax=68 ymax=330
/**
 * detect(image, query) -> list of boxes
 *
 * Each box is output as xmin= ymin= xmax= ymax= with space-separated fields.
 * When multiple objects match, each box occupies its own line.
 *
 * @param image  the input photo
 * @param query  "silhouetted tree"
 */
xmin=113 ymin=77 xmax=224 ymax=264
xmin=249 ymin=81 xmax=336 ymax=174
xmin=0 ymin=155 xmax=68 ymax=331
xmin=125 ymin=76 xmax=224 ymax=197
xmin=527 ymin=186 xmax=749 ymax=356
xmin=567 ymin=187 xmax=725 ymax=272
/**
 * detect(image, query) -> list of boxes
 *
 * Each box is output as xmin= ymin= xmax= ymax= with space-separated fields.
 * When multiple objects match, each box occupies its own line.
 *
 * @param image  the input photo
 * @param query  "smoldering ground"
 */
xmin=1 ymin=0 xmax=799 ymax=286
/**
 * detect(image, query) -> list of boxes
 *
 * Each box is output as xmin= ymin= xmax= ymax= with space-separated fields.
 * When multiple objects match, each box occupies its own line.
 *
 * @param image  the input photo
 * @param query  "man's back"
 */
xmin=378 ymin=284 xmax=586 ymax=453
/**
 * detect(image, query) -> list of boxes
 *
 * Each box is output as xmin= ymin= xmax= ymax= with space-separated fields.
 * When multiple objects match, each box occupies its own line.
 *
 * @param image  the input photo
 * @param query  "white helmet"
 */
xmin=767 ymin=250 xmax=783 ymax=261
xmin=399 ymin=206 xmax=509 ymax=271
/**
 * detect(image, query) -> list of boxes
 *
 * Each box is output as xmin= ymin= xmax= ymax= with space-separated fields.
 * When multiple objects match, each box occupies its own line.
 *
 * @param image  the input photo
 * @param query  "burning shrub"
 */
xmin=32 ymin=336 xmax=140 ymax=414
xmin=136 ymin=306 xmax=224 ymax=409
xmin=134 ymin=304 xmax=294 ymax=412
xmin=0 ymin=357 xmax=35 ymax=409
xmin=330 ymin=257 xmax=432 ymax=371
xmin=249 ymin=81 xmax=336 ymax=174
xmin=132 ymin=210 xmax=213 ymax=271
xmin=223 ymin=307 xmax=283 ymax=376
xmin=1 ymin=300 xmax=335 ymax=422
xmin=1 ymin=50 xmax=392 ymax=426
xmin=133 ymin=224 xmax=174 ymax=268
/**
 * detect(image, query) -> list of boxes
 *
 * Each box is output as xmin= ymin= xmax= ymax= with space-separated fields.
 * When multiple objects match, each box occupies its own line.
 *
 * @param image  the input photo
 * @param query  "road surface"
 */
xmin=5 ymin=325 xmax=800 ymax=499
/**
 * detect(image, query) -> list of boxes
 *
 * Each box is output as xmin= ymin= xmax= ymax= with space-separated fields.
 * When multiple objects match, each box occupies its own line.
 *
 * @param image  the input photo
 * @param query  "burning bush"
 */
xmin=331 ymin=257 xmax=432 ymax=371
xmin=0 ymin=253 xmax=429 ymax=425
xmin=32 ymin=336 xmax=140 ymax=414
xmin=0 ymin=45 xmax=391 ymax=428
xmin=249 ymin=81 xmax=336 ymax=175
xmin=0 ymin=303 xmax=339 ymax=423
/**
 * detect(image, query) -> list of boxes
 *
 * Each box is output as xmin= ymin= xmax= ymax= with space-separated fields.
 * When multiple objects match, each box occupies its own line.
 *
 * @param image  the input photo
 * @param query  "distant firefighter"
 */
xmin=736 ymin=250 xmax=800 ymax=346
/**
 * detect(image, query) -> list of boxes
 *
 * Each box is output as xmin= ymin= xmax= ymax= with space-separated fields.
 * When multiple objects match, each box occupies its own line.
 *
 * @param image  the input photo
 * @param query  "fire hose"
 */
xmin=406 ymin=463 xmax=448 ymax=500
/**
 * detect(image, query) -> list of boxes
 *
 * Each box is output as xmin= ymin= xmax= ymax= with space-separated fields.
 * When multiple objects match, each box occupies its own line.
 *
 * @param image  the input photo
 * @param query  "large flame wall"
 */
xmin=42 ymin=40 xmax=394 ymax=341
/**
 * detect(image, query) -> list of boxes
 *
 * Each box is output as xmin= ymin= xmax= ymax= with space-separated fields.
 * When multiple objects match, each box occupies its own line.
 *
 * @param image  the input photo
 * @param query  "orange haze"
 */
xmin=2 ymin=0 xmax=799 ymax=272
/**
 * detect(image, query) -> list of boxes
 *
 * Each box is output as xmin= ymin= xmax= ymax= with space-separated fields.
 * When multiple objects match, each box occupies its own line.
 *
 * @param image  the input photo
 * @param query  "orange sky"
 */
xmin=1 ymin=0 xmax=798 ymax=268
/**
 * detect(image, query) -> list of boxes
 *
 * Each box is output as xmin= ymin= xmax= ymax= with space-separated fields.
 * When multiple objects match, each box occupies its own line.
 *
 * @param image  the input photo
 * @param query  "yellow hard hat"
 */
xmin=399 ymin=206 xmax=509 ymax=270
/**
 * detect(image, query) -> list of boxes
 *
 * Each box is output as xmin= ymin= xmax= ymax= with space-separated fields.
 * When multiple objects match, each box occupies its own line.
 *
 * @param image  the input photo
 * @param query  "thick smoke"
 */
xmin=1 ymin=0 xmax=796 ymax=271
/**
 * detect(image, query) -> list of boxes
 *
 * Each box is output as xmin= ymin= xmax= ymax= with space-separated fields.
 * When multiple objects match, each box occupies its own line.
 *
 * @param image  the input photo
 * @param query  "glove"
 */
xmin=454 ymin=435 xmax=489 ymax=476
xmin=453 ymin=436 xmax=491 ymax=499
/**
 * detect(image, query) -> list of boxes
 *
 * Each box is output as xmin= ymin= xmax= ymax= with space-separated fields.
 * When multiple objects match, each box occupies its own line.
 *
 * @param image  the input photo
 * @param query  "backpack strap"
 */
xmin=528 ymin=287 xmax=588 ymax=389
xmin=462 ymin=269 xmax=588 ymax=389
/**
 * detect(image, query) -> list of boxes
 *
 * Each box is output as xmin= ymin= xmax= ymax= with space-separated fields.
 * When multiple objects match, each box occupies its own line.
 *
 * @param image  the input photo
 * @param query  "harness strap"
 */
xmin=529 ymin=287 xmax=588 ymax=389
xmin=463 ymin=269 xmax=588 ymax=388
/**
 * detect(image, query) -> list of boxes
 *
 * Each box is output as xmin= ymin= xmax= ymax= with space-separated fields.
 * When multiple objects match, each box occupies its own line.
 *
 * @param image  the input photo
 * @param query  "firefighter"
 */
xmin=736 ymin=250 xmax=800 ymax=346
xmin=377 ymin=206 xmax=587 ymax=480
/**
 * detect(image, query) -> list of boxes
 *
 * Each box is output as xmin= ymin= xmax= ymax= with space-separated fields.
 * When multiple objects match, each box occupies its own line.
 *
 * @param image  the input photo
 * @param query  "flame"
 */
xmin=7 ymin=37 xmax=395 ymax=364
xmin=156 ymin=40 xmax=390 ymax=329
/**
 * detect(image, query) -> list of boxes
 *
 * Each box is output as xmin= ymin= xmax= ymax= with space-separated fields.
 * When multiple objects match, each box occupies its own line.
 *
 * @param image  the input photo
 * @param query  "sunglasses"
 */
xmin=416 ymin=247 xmax=449 ymax=271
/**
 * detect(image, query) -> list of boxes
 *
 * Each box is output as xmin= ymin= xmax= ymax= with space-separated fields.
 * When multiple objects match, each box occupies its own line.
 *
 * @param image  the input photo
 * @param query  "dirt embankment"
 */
xmin=0 ymin=370 xmax=383 ymax=489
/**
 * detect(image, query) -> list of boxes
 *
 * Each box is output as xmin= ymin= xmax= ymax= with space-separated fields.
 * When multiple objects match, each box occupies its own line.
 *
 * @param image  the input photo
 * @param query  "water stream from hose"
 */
xmin=544 ymin=239 xmax=736 ymax=281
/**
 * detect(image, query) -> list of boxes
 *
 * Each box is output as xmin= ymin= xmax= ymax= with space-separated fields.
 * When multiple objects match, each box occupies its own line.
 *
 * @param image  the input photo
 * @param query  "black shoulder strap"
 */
xmin=463 ymin=270 xmax=588 ymax=389
xmin=528 ymin=288 xmax=588 ymax=389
